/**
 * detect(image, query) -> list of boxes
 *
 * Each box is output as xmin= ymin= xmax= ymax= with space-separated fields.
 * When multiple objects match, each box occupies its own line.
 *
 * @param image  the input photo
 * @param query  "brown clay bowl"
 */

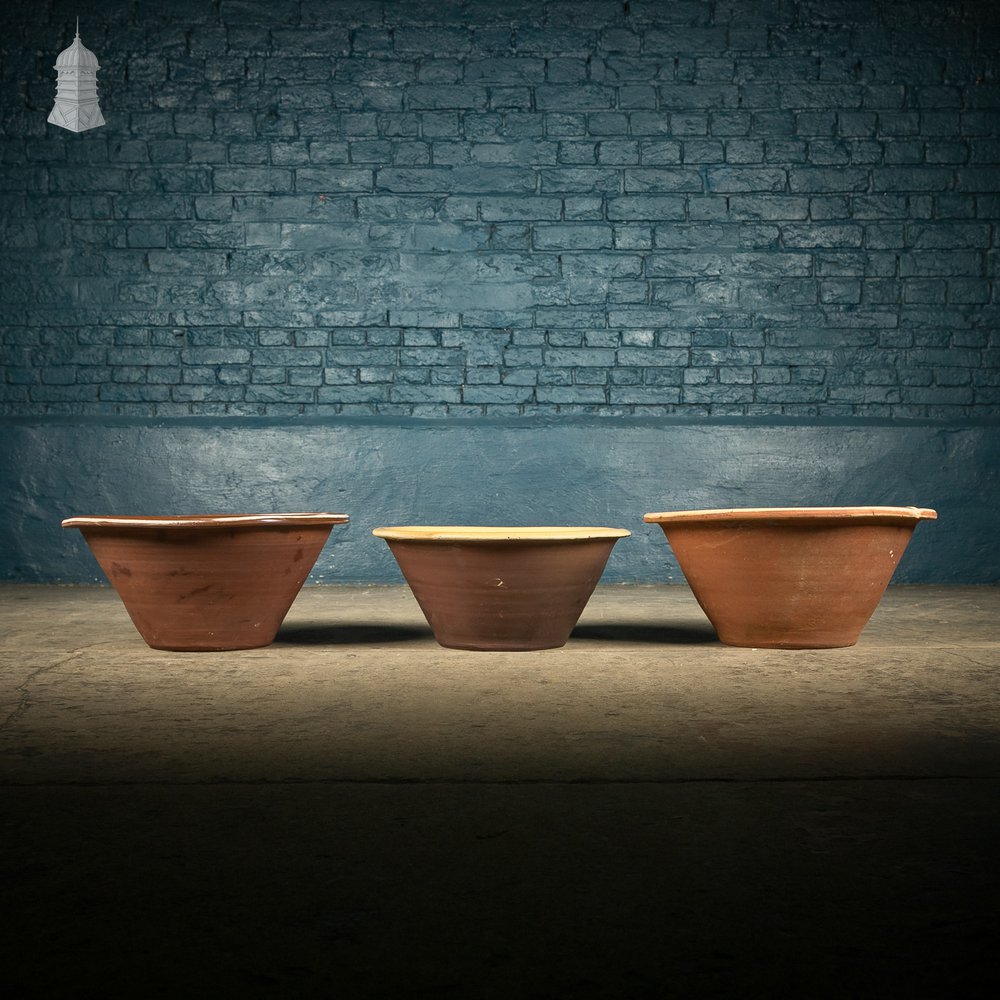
xmin=643 ymin=506 xmax=938 ymax=649
xmin=61 ymin=513 xmax=349 ymax=651
xmin=372 ymin=525 xmax=631 ymax=651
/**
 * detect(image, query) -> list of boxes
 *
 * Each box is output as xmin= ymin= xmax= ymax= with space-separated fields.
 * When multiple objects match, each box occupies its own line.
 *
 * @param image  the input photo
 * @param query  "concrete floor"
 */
xmin=1 ymin=584 xmax=999 ymax=998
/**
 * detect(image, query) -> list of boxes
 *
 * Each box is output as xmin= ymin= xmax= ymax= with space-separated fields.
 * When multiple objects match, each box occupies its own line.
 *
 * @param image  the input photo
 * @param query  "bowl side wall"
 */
xmin=383 ymin=537 xmax=620 ymax=651
xmin=659 ymin=521 xmax=920 ymax=648
xmin=77 ymin=524 xmax=335 ymax=650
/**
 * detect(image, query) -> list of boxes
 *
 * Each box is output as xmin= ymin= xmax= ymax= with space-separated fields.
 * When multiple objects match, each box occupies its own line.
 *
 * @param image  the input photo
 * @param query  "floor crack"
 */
xmin=1 ymin=645 xmax=111 ymax=732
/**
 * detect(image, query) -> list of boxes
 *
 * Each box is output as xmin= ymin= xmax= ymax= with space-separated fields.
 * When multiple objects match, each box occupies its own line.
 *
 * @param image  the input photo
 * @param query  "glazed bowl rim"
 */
xmin=372 ymin=525 xmax=631 ymax=542
xmin=643 ymin=505 xmax=937 ymax=524
xmin=62 ymin=513 xmax=350 ymax=530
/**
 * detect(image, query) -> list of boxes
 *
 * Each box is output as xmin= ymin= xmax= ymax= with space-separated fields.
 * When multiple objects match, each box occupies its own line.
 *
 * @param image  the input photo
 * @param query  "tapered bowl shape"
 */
xmin=373 ymin=526 xmax=630 ymax=651
xmin=62 ymin=513 xmax=349 ymax=650
xmin=643 ymin=506 xmax=937 ymax=649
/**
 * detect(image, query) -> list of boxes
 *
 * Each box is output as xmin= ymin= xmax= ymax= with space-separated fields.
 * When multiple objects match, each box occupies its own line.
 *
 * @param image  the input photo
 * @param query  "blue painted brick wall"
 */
xmin=1 ymin=0 xmax=999 ymax=419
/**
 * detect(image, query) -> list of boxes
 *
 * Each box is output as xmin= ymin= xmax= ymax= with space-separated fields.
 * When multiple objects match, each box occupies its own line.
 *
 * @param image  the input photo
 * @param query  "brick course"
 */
xmin=1 ymin=0 xmax=998 ymax=418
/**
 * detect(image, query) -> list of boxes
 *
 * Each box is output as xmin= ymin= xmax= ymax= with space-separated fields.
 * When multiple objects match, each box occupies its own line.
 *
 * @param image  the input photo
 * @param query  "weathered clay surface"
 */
xmin=645 ymin=507 xmax=938 ymax=648
xmin=61 ymin=513 xmax=349 ymax=651
xmin=373 ymin=526 xmax=630 ymax=650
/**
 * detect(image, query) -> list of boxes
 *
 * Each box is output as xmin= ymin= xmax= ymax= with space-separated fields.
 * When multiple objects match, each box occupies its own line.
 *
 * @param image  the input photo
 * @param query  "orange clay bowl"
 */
xmin=62 ymin=513 xmax=349 ymax=651
xmin=372 ymin=526 xmax=631 ymax=651
xmin=643 ymin=506 xmax=937 ymax=649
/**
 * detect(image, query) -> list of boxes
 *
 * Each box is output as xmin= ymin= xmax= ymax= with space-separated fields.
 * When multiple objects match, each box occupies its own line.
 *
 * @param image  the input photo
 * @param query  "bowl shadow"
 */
xmin=571 ymin=622 xmax=718 ymax=645
xmin=275 ymin=623 xmax=432 ymax=646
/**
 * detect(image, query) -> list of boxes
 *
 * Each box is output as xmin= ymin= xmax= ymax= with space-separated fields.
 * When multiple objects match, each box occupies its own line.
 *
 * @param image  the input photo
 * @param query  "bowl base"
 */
xmin=434 ymin=637 xmax=570 ymax=652
xmin=716 ymin=634 xmax=860 ymax=650
xmin=143 ymin=637 xmax=275 ymax=652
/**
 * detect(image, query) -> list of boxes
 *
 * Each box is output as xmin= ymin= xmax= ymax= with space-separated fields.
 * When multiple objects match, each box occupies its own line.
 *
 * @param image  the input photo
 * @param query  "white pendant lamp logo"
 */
xmin=48 ymin=19 xmax=105 ymax=133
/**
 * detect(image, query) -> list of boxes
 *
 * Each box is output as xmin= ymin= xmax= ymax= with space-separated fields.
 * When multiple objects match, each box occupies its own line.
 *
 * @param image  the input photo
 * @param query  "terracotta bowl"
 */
xmin=61 ymin=513 xmax=350 ymax=651
xmin=372 ymin=525 xmax=631 ymax=651
xmin=643 ymin=506 xmax=938 ymax=649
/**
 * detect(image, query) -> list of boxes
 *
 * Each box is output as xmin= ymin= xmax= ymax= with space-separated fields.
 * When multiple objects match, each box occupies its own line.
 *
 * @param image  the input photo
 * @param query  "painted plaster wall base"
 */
xmin=1 ymin=418 xmax=996 ymax=583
